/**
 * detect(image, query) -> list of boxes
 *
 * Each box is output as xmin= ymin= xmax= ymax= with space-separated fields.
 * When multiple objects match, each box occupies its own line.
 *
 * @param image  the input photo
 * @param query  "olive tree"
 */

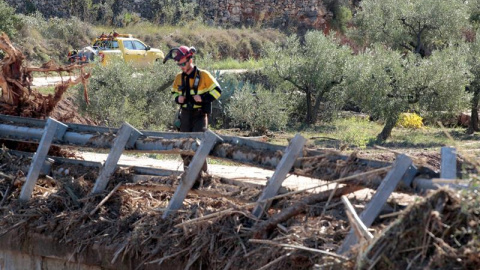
xmin=349 ymin=0 xmax=469 ymax=57
xmin=0 ymin=0 xmax=20 ymax=38
xmin=466 ymin=1 xmax=480 ymax=133
xmin=263 ymin=31 xmax=352 ymax=125
xmin=77 ymin=60 xmax=177 ymax=130
xmin=227 ymin=83 xmax=290 ymax=133
xmin=344 ymin=44 xmax=471 ymax=141
xmin=466 ymin=30 xmax=480 ymax=134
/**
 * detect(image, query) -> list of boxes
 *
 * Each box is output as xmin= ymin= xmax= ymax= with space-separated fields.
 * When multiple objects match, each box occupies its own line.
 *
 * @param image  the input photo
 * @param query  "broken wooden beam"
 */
xmin=341 ymin=195 xmax=373 ymax=241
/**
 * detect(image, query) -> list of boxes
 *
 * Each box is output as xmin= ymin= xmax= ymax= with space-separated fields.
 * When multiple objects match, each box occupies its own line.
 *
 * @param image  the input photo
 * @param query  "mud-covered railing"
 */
xmin=0 ymin=114 xmax=393 ymax=175
xmin=1 ymin=114 xmax=459 ymax=201
xmin=0 ymin=114 xmax=469 ymax=258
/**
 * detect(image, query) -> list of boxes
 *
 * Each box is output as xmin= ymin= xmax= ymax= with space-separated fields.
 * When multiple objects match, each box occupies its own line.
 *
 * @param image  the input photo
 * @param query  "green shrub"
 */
xmin=227 ymin=83 xmax=289 ymax=132
xmin=114 ymin=11 xmax=142 ymax=27
xmin=331 ymin=5 xmax=352 ymax=33
xmin=152 ymin=0 xmax=201 ymax=26
xmin=333 ymin=117 xmax=379 ymax=148
xmin=0 ymin=0 xmax=21 ymax=38
xmin=17 ymin=13 xmax=95 ymax=64
xmin=76 ymin=60 xmax=178 ymax=130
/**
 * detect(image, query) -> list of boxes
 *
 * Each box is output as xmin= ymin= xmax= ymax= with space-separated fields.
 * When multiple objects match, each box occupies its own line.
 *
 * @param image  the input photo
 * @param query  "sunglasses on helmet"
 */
xmin=163 ymin=46 xmax=196 ymax=64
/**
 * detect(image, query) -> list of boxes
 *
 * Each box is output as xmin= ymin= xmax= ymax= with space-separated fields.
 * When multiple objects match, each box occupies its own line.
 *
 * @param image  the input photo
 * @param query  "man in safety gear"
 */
xmin=164 ymin=46 xmax=222 ymax=182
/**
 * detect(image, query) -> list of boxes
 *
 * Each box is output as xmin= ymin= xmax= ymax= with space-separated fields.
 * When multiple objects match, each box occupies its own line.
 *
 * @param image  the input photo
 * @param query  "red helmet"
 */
xmin=163 ymin=46 xmax=196 ymax=63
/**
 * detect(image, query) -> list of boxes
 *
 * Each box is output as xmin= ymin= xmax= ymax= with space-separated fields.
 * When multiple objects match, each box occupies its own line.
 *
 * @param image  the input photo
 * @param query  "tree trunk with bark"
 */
xmin=467 ymin=88 xmax=480 ymax=134
xmin=377 ymin=115 xmax=399 ymax=141
xmin=311 ymin=90 xmax=324 ymax=125
xmin=305 ymin=89 xmax=313 ymax=124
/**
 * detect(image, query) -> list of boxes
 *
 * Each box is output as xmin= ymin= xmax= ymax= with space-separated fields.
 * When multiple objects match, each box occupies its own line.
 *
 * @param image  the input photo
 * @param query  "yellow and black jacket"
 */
xmin=171 ymin=66 xmax=222 ymax=114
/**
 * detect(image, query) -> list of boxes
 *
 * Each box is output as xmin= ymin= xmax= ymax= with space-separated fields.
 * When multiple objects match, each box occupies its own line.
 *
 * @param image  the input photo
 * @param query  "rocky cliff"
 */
xmin=5 ymin=0 xmax=329 ymax=30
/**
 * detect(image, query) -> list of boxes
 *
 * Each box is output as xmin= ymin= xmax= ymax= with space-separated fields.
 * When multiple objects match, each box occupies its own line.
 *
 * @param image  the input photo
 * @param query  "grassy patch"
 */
xmin=35 ymin=86 xmax=56 ymax=95
xmin=266 ymin=117 xmax=480 ymax=155
xmin=297 ymin=117 xmax=380 ymax=149
xmin=201 ymin=57 xmax=265 ymax=70
xmin=385 ymin=127 xmax=480 ymax=150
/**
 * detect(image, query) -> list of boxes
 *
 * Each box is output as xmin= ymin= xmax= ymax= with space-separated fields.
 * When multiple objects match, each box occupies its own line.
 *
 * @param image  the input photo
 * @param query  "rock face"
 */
xmin=5 ymin=0 xmax=328 ymax=30
xmin=199 ymin=0 xmax=328 ymax=29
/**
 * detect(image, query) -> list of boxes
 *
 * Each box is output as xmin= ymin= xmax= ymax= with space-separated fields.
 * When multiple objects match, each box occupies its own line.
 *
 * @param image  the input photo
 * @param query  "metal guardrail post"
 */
xmin=19 ymin=118 xmax=67 ymax=201
xmin=440 ymin=147 xmax=456 ymax=179
xmin=337 ymin=154 xmax=412 ymax=254
xmin=252 ymin=134 xmax=306 ymax=218
xmin=91 ymin=123 xmax=142 ymax=194
xmin=162 ymin=130 xmax=223 ymax=218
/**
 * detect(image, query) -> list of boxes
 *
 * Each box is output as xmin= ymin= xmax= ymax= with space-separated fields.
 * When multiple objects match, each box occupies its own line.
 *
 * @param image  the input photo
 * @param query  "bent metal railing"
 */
xmin=0 ymin=114 xmax=311 ymax=217
xmin=0 ymin=114 xmax=466 ymax=254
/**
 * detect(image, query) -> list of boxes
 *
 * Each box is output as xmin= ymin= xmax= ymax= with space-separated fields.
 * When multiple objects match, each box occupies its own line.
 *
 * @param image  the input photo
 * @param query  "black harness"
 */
xmin=179 ymin=68 xmax=212 ymax=114
xmin=181 ymin=69 xmax=201 ymax=104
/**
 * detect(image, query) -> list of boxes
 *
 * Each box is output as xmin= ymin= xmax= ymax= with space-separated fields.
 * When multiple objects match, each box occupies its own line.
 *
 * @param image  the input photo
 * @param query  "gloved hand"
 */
xmin=193 ymin=95 xmax=202 ymax=102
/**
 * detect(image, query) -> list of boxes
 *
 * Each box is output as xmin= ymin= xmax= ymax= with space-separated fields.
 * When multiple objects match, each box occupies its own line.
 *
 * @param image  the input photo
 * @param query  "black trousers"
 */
xmin=179 ymin=108 xmax=208 ymax=173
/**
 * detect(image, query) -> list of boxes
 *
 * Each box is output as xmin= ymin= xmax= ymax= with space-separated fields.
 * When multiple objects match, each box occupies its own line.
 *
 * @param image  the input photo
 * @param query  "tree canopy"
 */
xmin=264 ymin=31 xmax=352 ymax=124
xmin=349 ymin=0 xmax=469 ymax=57
xmin=343 ymin=45 xmax=471 ymax=140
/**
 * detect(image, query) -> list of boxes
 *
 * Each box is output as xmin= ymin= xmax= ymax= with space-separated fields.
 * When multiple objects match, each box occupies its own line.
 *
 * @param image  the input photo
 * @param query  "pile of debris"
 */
xmin=0 ymin=149 xmax=353 ymax=269
xmin=348 ymin=187 xmax=480 ymax=269
xmin=1 ymin=147 xmax=478 ymax=269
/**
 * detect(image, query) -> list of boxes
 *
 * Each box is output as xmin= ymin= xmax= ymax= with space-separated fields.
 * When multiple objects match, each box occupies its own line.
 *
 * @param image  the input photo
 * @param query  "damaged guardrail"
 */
xmin=0 ymin=114 xmax=463 ymax=204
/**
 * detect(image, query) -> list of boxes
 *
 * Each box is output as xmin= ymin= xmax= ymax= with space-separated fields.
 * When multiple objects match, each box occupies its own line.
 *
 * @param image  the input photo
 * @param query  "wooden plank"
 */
xmin=440 ymin=147 xmax=456 ymax=179
xmin=337 ymin=154 xmax=412 ymax=254
xmin=91 ymin=123 xmax=142 ymax=194
xmin=162 ymin=130 xmax=223 ymax=218
xmin=252 ymin=134 xmax=306 ymax=218
xmin=19 ymin=118 xmax=67 ymax=201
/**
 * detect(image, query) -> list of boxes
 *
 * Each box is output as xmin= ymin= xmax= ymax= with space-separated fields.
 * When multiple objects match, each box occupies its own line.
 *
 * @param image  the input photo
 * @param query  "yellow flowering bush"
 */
xmin=396 ymin=113 xmax=424 ymax=129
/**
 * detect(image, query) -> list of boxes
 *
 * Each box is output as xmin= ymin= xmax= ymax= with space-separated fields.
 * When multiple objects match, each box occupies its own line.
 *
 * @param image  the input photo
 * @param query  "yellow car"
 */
xmin=69 ymin=33 xmax=164 ymax=67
